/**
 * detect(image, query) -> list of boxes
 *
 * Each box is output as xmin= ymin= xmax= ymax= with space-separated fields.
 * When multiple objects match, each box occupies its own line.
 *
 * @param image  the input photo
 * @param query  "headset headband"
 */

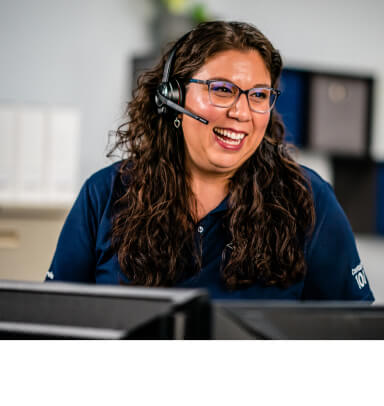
xmin=161 ymin=32 xmax=191 ymax=83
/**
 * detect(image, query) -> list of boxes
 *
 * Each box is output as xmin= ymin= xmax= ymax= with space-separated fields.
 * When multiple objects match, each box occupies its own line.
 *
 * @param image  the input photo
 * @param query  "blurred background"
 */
xmin=0 ymin=0 xmax=383 ymax=300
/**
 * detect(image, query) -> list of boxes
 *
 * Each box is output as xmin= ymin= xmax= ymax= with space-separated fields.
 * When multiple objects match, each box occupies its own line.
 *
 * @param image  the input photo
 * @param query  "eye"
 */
xmin=249 ymin=88 xmax=270 ymax=101
xmin=210 ymin=81 xmax=236 ymax=96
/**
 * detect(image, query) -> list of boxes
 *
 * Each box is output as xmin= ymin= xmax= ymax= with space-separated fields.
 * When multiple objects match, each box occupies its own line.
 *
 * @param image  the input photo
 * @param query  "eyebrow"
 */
xmin=208 ymin=77 xmax=271 ymax=88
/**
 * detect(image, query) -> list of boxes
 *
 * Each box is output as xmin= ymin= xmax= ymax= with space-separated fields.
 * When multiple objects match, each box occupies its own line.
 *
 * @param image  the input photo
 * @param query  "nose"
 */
xmin=227 ymin=92 xmax=252 ymax=121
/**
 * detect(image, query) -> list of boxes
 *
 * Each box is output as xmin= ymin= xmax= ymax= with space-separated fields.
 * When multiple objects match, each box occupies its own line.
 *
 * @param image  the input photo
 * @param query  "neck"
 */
xmin=188 ymin=168 xmax=231 ymax=221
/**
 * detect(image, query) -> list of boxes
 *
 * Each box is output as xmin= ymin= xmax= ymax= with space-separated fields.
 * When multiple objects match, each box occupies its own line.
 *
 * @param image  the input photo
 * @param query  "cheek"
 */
xmin=254 ymin=114 xmax=270 ymax=137
xmin=184 ymin=89 xmax=222 ymax=123
xmin=260 ymin=112 xmax=271 ymax=128
xmin=247 ymin=115 xmax=270 ymax=151
xmin=182 ymin=94 xmax=221 ymax=150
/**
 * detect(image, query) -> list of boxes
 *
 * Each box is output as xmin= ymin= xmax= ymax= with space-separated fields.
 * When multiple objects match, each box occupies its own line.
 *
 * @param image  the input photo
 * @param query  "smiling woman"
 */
xmin=183 ymin=50 xmax=271 ymax=175
xmin=46 ymin=21 xmax=374 ymax=301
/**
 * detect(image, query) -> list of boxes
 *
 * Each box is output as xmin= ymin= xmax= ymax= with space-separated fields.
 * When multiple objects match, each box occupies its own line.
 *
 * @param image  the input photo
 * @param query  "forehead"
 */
xmin=193 ymin=49 xmax=271 ymax=86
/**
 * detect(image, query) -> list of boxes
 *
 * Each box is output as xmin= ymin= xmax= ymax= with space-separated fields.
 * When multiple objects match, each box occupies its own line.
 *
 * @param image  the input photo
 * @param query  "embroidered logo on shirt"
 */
xmin=46 ymin=271 xmax=54 ymax=280
xmin=351 ymin=263 xmax=367 ymax=290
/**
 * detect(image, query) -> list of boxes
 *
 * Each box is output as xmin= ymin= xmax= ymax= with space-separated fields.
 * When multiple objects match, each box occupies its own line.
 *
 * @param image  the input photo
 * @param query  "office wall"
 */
xmin=1 ymin=0 xmax=384 ymax=182
xmin=0 ymin=0 xmax=153 ymax=185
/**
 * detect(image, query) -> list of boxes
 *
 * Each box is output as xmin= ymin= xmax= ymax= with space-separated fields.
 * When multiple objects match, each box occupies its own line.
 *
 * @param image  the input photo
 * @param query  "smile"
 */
xmin=213 ymin=127 xmax=247 ymax=146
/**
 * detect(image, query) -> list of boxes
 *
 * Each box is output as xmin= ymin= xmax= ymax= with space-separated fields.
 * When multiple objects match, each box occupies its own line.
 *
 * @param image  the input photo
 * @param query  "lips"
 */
xmin=213 ymin=127 xmax=247 ymax=149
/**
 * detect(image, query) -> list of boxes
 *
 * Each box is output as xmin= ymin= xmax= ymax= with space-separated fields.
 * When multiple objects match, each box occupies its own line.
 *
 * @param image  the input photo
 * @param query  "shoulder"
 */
xmin=299 ymin=165 xmax=332 ymax=198
xmin=299 ymin=164 xmax=347 ymax=243
xmin=85 ymin=161 xmax=122 ymax=193
xmin=299 ymin=165 xmax=337 ymax=216
xmin=78 ymin=161 xmax=124 ymax=220
xmin=84 ymin=161 xmax=123 ymax=201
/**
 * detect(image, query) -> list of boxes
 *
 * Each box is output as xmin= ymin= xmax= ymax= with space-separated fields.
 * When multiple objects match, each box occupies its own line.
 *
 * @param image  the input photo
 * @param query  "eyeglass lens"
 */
xmin=208 ymin=81 xmax=277 ymax=113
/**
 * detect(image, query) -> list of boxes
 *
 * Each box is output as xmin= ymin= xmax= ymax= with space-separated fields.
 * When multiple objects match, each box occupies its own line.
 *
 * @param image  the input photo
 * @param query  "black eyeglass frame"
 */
xmin=188 ymin=78 xmax=281 ymax=114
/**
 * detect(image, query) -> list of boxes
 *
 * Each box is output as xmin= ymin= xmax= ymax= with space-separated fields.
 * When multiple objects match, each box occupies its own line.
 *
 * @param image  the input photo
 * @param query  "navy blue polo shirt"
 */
xmin=46 ymin=162 xmax=374 ymax=301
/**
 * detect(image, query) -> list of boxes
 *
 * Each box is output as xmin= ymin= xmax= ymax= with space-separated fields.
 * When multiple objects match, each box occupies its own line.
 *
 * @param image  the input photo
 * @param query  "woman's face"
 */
xmin=182 ymin=49 xmax=271 ymax=179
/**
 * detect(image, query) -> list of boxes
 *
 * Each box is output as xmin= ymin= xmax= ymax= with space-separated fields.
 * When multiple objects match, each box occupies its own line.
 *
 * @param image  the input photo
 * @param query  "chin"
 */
xmin=210 ymin=153 xmax=250 ymax=170
xmin=209 ymin=159 xmax=244 ymax=174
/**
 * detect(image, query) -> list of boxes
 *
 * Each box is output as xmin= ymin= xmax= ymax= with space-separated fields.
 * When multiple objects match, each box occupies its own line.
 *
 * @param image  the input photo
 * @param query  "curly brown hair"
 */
xmin=109 ymin=21 xmax=315 ymax=289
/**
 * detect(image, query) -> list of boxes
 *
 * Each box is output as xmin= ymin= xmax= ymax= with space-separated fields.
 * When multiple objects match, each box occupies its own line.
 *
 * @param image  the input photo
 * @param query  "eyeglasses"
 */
xmin=188 ymin=79 xmax=281 ymax=114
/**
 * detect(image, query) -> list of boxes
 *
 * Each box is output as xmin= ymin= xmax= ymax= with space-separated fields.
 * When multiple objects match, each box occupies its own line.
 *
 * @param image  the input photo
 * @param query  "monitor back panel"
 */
xmin=214 ymin=302 xmax=384 ymax=339
xmin=0 ymin=281 xmax=210 ymax=339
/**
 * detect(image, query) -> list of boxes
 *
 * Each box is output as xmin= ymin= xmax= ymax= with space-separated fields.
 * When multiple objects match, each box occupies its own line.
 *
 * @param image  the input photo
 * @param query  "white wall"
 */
xmin=1 ymin=0 xmax=384 ymax=182
xmin=0 ymin=0 xmax=154 ymax=185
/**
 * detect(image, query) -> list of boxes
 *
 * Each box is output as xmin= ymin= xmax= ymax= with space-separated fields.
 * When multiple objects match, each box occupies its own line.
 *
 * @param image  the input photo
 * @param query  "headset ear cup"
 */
xmin=167 ymin=79 xmax=185 ymax=107
xmin=155 ymin=79 xmax=185 ymax=115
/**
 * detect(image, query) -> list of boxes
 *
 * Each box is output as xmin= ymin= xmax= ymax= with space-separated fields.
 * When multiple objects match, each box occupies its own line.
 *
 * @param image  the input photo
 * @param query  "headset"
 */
xmin=155 ymin=32 xmax=209 ymax=125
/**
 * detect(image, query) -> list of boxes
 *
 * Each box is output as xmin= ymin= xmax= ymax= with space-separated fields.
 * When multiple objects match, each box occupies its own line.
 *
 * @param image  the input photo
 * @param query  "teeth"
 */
xmin=218 ymin=137 xmax=241 ymax=145
xmin=214 ymin=127 xmax=246 ymax=140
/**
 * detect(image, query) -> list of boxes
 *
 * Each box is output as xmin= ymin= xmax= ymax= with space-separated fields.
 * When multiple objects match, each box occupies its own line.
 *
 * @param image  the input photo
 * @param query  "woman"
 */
xmin=46 ymin=21 xmax=374 ymax=301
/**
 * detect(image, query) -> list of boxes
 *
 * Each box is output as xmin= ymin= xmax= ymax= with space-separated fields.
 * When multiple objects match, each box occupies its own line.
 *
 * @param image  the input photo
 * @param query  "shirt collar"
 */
xmin=209 ymin=194 xmax=229 ymax=215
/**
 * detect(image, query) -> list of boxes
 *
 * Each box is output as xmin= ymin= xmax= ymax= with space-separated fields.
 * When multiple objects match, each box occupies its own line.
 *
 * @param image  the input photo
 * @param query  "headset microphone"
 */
xmin=155 ymin=31 xmax=209 ymax=126
xmin=156 ymin=90 xmax=208 ymax=124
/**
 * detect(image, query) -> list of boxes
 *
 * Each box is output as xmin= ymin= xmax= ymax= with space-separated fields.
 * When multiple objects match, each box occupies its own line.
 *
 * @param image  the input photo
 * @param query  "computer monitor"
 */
xmin=213 ymin=301 xmax=384 ymax=339
xmin=0 ymin=280 xmax=211 ymax=339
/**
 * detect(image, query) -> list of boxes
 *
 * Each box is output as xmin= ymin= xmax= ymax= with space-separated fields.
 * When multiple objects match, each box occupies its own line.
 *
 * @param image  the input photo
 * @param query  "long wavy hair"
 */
xmin=109 ymin=21 xmax=315 ymax=289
